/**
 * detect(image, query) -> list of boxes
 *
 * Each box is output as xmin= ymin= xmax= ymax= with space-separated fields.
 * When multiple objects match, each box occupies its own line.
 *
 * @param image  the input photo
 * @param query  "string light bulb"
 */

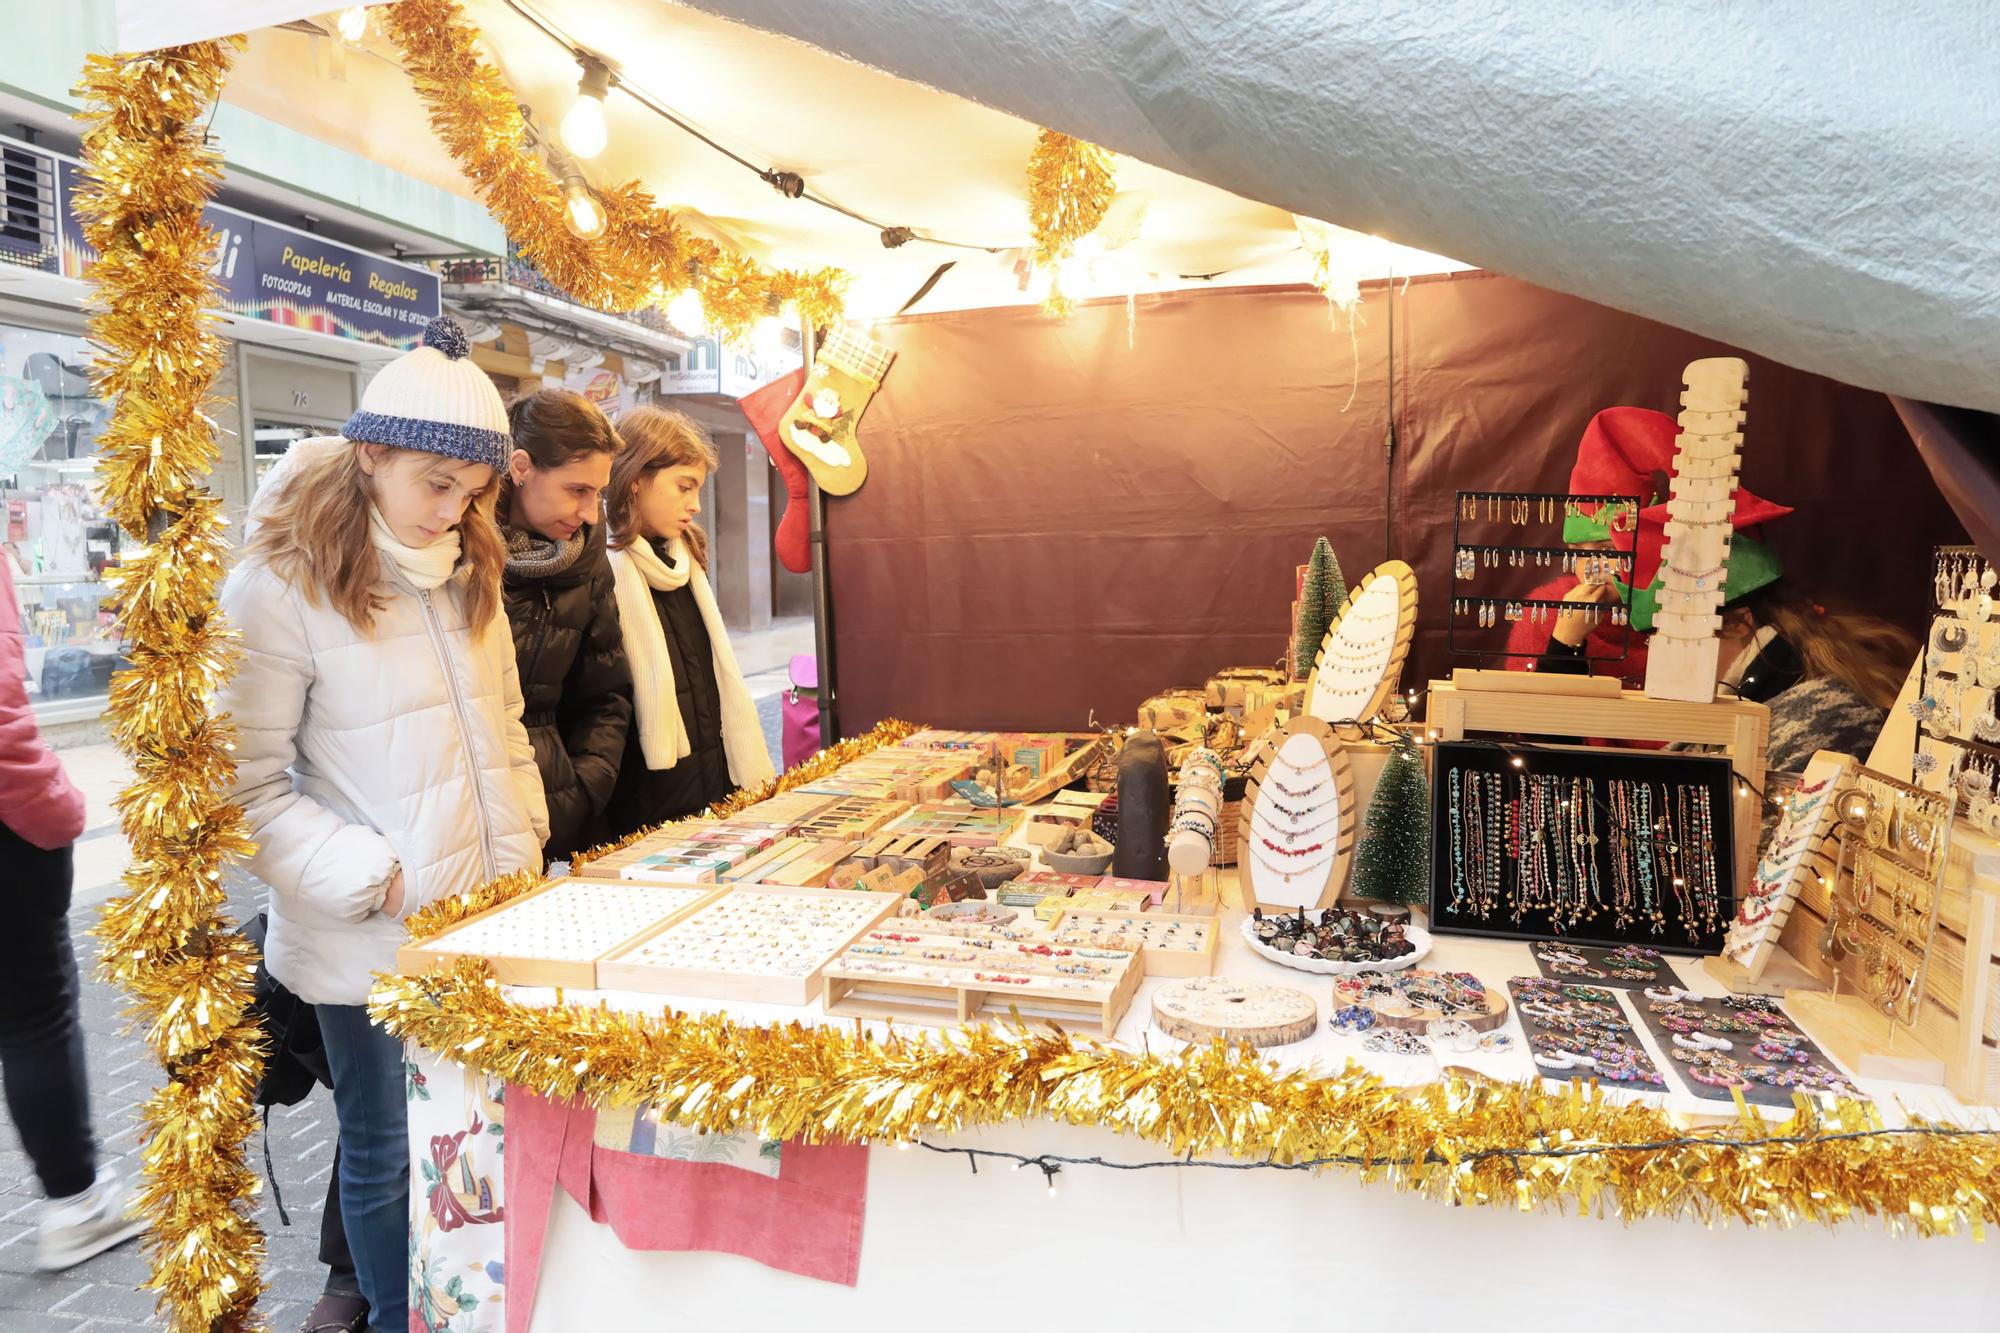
xmin=561 ymin=172 xmax=607 ymax=240
xmin=559 ymin=55 xmax=615 ymax=160
xmin=665 ymin=287 xmax=706 ymax=335
xmin=334 ymin=6 xmax=372 ymax=43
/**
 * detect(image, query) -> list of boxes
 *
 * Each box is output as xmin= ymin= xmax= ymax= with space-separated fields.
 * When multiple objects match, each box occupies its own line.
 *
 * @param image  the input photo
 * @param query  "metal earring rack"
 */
xmin=1447 ymin=490 xmax=1641 ymax=663
xmin=1917 ymin=543 xmax=2000 ymax=811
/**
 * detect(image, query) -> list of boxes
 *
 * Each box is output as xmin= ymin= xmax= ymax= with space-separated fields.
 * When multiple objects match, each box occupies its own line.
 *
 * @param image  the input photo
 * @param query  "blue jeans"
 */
xmin=317 ymin=1004 xmax=408 ymax=1331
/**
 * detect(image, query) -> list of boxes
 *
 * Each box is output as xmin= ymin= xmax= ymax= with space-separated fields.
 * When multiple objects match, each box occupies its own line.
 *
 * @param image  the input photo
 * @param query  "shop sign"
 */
xmin=55 ymin=160 xmax=440 ymax=349
xmin=659 ymin=336 xmax=800 ymax=397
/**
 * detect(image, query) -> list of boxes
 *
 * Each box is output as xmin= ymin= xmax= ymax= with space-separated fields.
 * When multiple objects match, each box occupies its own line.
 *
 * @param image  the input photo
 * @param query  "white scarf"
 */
xmin=368 ymin=503 xmax=460 ymax=590
xmin=608 ymin=534 xmax=775 ymax=786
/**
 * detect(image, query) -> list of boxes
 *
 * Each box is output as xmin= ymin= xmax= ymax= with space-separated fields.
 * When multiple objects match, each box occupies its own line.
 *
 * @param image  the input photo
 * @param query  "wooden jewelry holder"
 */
xmin=1239 ymin=716 xmax=1359 ymax=912
xmin=1150 ymin=977 xmax=1318 ymax=1048
xmin=1646 ymin=357 xmax=1749 ymax=703
xmin=1779 ymin=773 xmax=2000 ymax=1097
xmin=1304 ymin=558 xmax=1419 ymax=729
xmin=1703 ymin=750 xmax=1855 ymax=996
xmin=1426 ymin=671 xmax=1769 ymax=894
xmin=820 ymin=918 xmax=1142 ymax=1036
xmin=1051 ymin=909 xmax=1219 ymax=977
xmin=394 ymin=877 xmax=726 ymax=988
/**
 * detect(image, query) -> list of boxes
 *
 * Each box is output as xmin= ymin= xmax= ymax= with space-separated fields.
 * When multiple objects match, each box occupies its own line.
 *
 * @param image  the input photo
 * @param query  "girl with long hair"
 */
xmin=499 ymin=389 xmax=631 ymax=860
xmin=218 ymin=319 xmax=547 ymax=1333
xmin=602 ymin=406 xmax=774 ymax=836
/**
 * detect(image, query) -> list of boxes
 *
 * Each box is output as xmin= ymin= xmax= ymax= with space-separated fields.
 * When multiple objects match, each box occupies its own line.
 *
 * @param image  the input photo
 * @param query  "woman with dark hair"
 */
xmin=500 ymin=389 xmax=632 ymax=860
xmin=602 ymin=406 xmax=774 ymax=836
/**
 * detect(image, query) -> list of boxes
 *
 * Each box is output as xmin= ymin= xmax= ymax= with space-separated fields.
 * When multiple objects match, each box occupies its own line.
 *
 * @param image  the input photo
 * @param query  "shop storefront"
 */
xmin=0 ymin=134 xmax=440 ymax=721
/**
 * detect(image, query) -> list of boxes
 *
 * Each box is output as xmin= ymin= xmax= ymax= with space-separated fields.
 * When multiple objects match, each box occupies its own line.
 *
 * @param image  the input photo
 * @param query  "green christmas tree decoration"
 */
xmin=1349 ymin=735 xmax=1431 ymax=907
xmin=1291 ymin=536 xmax=1349 ymax=681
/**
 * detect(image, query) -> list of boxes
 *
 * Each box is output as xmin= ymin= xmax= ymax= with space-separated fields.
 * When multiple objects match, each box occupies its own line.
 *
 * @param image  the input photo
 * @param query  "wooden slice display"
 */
xmin=1305 ymin=559 xmax=1419 ymax=728
xmin=1151 ymin=976 xmax=1318 ymax=1048
xmin=1238 ymin=716 xmax=1358 ymax=912
xmin=1345 ymin=970 xmax=1510 ymax=1033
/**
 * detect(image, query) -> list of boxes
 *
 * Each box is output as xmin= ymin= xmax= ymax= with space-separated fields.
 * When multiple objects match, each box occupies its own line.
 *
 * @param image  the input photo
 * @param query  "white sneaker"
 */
xmin=35 ymin=1165 xmax=146 ymax=1272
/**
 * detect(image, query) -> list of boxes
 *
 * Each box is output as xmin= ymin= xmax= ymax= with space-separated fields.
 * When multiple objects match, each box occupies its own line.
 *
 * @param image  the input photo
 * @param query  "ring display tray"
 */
xmin=1049 ymin=909 xmax=1217 ymax=977
xmin=595 ymin=884 xmax=903 ymax=1005
xmin=394 ymin=878 xmax=724 ymax=988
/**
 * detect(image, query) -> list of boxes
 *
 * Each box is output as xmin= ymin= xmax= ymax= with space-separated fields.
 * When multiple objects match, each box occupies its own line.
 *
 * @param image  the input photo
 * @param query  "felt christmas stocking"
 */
xmin=740 ymin=367 xmax=812 ymax=574
xmin=775 ymin=325 xmax=896 ymax=497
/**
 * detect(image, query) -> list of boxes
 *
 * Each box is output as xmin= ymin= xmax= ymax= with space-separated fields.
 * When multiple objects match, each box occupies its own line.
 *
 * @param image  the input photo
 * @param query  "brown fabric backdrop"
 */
xmin=825 ymin=271 xmax=1962 ymax=733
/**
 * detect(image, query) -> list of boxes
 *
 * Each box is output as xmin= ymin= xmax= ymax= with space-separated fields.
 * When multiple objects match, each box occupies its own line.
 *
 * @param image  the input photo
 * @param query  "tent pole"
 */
xmin=802 ymin=321 xmax=839 ymax=748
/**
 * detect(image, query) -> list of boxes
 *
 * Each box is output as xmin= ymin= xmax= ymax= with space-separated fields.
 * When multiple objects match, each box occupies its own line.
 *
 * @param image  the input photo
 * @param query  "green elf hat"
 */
xmin=1624 ymin=532 xmax=1785 ymax=632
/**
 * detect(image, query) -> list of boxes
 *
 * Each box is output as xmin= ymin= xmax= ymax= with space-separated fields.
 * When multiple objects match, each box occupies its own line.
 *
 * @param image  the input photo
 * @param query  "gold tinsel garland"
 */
xmin=372 ymin=965 xmax=2000 ymax=1237
xmin=75 ymin=40 xmax=268 ymax=1332
xmin=379 ymin=719 xmax=2000 ymax=1238
xmin=1026 ymin=128 xmax=1116 ymax=318
xmin=381 ymin=0 xmax=846 ymax=344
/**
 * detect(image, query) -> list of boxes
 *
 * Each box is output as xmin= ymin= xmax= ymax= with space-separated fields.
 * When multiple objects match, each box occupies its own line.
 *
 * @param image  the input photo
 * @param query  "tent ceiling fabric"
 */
xmin=215 ymin=0 xmax=1459 ymax=318
xmin=672 ymin=0 xmax=2000 ymax=414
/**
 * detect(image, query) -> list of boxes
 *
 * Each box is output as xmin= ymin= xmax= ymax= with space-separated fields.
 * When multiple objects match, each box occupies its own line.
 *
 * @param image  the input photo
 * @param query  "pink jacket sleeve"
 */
xmin=0 ymin=562 xmax=86 ymax=849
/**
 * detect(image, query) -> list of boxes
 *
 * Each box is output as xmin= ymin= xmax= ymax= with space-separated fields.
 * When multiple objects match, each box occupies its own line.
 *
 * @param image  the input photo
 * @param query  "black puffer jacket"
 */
xmin=502 ymin=521 xmax=632 ymax=861
xmin=604 ymin=545 xmax=736 ymax=839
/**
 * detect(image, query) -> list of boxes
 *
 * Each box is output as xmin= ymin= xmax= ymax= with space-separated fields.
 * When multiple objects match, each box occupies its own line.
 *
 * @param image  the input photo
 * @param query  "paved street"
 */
xmin=5 ymin=619 xmax=810 ymax=1329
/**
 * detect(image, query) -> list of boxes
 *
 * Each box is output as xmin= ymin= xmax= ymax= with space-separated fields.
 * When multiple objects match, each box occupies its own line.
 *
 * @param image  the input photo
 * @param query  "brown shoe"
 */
xmin=300 ymin=1290 xmax=369 ymax=1333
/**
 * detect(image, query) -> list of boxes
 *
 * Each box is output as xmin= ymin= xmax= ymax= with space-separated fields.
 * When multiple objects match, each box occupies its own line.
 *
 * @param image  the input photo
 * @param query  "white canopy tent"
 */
xmin=114 ymin=1 xmax=1999 ymax=410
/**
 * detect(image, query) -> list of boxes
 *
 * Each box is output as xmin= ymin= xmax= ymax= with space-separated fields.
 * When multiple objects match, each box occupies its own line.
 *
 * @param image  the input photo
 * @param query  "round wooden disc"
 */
xmin=1151 ymin=977 xmax=1318 ymax=1048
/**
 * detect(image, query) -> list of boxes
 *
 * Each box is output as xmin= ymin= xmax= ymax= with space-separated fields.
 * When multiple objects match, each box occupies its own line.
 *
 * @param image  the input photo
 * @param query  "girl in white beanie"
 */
xmin=217 ymin=317 xmax=547 ymax=1333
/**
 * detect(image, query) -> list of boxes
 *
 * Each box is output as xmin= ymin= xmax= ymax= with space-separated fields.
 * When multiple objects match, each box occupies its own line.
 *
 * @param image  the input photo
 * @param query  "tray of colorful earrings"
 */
xmin=1243 ymin=905 xmax=1430 ymax=975
xmin=1507 ymin=978 xmax=1668 ymax=1090
xmin=1628 ymin=987 xmax=1864 ymax=1106
xmin=1532 ymin=940 xmax=1671 ymax=988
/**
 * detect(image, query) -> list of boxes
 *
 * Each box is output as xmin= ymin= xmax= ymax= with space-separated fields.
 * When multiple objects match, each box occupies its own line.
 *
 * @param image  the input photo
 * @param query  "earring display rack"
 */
xmin=1447 ymin=490 xmax=1638 ymax=662
xmin=1238 ymin=716 xmax=1360 ymax=912
xmin=1645 ymin=357 xmax=1750 ymax=703
xmin=1303 ymin=558 xmax=1419 ymax=728
xmin=1427 ymin=741 xmax=1738 ymax=954
xmin=1915 ymin=544 xmax=2000 ymax=832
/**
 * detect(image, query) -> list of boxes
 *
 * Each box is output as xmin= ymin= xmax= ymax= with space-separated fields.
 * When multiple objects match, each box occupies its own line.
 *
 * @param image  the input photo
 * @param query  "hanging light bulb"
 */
xmin=561 ymin=173 xmax=606 ymax=240
xmin=559 ymin=55 xmax=615 ymax=160
xmin=753 ymin=314 xmax=786 ymax=356
xmin=666 ymin=288 xmax=706 ymax=334
xmin=334 ymin=6 xmax=372 ymax=43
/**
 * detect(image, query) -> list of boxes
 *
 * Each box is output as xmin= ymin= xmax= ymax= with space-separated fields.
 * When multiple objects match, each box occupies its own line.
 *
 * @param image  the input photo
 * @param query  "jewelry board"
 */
xmin=820 ymin=918 xmax=1142 ymax=1036
xmin=1645 ymin=357 xmax=1749 ymax=704
xmin=1813 ymin=767 xmax=1953 ymax=1030
xmin=1304 ymin=558 xmax=1419 ymax=728
xmin=1238 ymin=716 xmax=1359 ymax=912
xmin=1626 ymin=989 xmax=1862 ymax=1107
xmin=1530 ymin=940 xmax=1673 ymax=989
xmin=1914 ymin=544 xmax=2000 ymax=834
xmin=1720 ymin=750 xmax=1854 ymax=982
xmin=594 ymin=884 xmax=904 ymax=1005
xmin=1428 ymin=742 xmax=1737 ymax=953
xmin=394 ymin=878 xmax=725 ymax=988
xmin=1509 ymin=978 xmax=1668 ymax=1092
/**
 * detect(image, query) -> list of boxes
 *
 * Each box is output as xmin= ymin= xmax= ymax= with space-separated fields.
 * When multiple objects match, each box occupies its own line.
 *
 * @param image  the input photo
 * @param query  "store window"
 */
xmin=0 ymin=322 xmax=122 ymax=716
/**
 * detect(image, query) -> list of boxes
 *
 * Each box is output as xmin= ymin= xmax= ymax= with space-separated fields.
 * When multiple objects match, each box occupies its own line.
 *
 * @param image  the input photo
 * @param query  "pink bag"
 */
xmin=782 ymin=653 xmax=821 ymax=771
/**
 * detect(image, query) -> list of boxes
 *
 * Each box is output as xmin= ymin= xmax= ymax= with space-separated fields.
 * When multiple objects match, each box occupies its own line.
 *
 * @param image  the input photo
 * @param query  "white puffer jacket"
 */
xmin=220 ymin=542 xmax=549 ymax=1006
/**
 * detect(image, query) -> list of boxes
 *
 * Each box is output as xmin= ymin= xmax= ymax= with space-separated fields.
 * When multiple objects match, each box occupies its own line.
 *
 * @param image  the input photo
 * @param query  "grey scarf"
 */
xmin=504 ymin=522 xmax=588 ymax=579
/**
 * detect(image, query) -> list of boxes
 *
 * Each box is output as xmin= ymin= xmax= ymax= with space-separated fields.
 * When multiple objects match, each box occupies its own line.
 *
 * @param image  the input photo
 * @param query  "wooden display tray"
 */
xmin=596 ymin=885 xmax=904 ymax=1005
xmin=1150 ymin=977 xmax=1318 ymax=1048
xmin=744 ymin=838 xmax=861 ymax=888
xmin=821 ymin=921 xmax=1141 ymax=1037
xmin=1049 ymin=909 xmax=1218 ymax=977
xmin=394 ymin=878 xmax=725 ymax=989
